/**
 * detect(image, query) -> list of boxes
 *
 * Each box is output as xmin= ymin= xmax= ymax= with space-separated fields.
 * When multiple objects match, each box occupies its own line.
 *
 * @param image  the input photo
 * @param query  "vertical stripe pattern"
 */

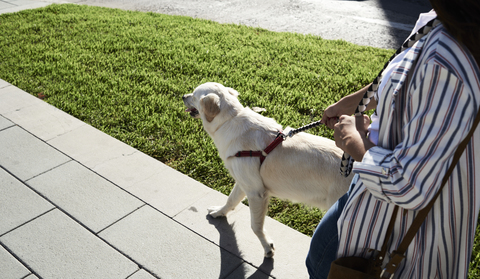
xmin=337 ymin=24 xmax=480 ymax=279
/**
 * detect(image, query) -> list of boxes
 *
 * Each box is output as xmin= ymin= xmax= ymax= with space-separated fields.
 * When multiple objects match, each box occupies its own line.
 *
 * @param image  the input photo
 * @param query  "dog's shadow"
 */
xmin=207 ymin=215 xmax=274 ymax=278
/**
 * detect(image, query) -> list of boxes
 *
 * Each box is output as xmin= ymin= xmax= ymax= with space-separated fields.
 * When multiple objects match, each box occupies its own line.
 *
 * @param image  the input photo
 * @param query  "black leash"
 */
xmin=286 ymin=119 xmax=324 ymax=138
xmin=284 ymin=18 xmax=440 ymax=177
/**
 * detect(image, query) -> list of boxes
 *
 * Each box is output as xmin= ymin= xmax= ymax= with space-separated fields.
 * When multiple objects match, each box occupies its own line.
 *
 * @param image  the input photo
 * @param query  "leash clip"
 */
xmin=286 ymin=130 xmax=294 ymax=138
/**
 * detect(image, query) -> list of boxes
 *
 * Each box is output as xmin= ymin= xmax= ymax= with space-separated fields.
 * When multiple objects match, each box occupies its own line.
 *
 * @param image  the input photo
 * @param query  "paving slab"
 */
xmin=0 ymin=245 xmax=31 ymax=279
xmin=174 ymin=190 xmax=311 ymax=278
xmin=0 ymin=209 xmax=138 ymax=279
xmin=26 ymin=160 xmax=144 ymax=233
xmin=0 ymin=167 xmax=54 ymax=236
xmin=2 ymin=94 xmax=86 ymax=141
xmin=47 ymin=123 xmax=139 ymax=169
xmin=0 ymin=125 xmax=71 ymax=180
xmin=99 ymin=205 xmax=243 ymax=279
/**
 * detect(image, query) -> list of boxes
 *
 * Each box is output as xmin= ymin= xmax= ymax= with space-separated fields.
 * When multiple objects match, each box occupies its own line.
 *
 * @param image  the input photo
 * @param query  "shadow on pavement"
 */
xmin=208 ymin=215 xmax=274 ymax=278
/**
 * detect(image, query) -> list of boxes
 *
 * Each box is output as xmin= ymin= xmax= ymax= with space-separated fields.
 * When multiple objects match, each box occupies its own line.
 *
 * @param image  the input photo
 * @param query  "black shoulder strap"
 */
xmin=380 ymin=106 xmax=480 ymax=278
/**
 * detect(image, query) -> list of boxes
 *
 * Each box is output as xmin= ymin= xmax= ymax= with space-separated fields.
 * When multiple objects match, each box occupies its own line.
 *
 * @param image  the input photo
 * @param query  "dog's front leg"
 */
xmin=208 ymin=183 xmax=246 ymax=218
xmin=247 ymin=192 xmax=274 ymax=258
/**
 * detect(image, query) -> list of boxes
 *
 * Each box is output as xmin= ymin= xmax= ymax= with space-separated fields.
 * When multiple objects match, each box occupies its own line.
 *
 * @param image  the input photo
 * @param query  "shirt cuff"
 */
xmin=352 ymin=146 xmax=393 ymax=203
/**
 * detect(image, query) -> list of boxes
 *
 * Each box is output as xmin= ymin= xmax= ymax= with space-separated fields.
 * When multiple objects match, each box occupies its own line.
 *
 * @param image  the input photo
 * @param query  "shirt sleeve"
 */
xmin=352 ymin=62 xmax=475 ymax=210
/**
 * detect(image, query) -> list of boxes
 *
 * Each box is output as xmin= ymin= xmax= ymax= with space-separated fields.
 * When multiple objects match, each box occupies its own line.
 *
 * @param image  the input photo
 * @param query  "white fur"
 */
xmin=183 ymin=82 xmax=351 ymax=257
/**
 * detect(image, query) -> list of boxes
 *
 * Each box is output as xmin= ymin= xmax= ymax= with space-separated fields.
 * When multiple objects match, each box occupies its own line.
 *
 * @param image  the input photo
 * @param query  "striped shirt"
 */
xmin=337 ymin=24 xmax=480 ymax=278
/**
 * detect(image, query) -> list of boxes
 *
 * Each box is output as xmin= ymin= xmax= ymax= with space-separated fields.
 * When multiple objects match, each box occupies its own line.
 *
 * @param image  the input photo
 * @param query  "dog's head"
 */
xmin=182 ymin=82 xmax=242 ymax=130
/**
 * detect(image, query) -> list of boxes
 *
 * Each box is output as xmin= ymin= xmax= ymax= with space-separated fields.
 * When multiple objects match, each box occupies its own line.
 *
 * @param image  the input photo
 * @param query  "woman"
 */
xmin=306 ymin=1 xmax=480 ymax=278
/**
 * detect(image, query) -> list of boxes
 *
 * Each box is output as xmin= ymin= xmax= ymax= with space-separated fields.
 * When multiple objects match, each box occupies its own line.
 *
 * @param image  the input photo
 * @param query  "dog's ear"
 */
xmin=226 ymin=87 xmax=239 ymax=98
xmin=200 ymin=93 xmax=221 ymax=122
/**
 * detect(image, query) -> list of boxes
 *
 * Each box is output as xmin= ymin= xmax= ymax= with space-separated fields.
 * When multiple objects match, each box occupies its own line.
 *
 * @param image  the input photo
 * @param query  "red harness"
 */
xmin=234 ymin=132 xmax=285 ymax=165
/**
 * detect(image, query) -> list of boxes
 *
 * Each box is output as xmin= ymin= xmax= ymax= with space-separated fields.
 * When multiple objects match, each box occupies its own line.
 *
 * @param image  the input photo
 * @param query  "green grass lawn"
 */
xmin=1 ymin=4 xmax=479 ymax=276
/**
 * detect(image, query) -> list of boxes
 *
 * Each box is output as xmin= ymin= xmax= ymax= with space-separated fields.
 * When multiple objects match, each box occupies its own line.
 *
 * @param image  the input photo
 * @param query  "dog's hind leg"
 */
xmin=208 ymin=183 xmax=246 ymax=218
xmin=247 ymin=192 xmax=274 ymax=258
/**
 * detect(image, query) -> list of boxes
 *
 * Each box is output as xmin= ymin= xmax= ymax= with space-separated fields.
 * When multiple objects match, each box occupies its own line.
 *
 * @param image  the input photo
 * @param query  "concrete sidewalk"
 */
xmin=0 ymin=78 xmax=312 ymax=279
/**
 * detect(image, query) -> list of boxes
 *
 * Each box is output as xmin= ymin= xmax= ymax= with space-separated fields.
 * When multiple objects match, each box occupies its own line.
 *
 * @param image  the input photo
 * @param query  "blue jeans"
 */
xmin=306 ymin=176 xmax=357 ymax=279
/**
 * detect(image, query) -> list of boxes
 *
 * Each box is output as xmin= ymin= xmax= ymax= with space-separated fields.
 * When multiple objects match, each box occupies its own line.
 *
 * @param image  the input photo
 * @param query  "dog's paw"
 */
xmin=207 ymin=206 xmax=226 ymax=218
xmin=265 ymin=243 xmax=275 ymax=258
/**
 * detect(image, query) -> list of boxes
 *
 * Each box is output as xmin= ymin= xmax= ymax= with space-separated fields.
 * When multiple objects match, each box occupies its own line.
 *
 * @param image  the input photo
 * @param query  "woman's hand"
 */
xmin=321 ymin=83 xmax=376 ymax=129
xmin=321 ymin=98 xmax=357 ymax=129
xmin=334 ymin=115 xmax=376 ymax=161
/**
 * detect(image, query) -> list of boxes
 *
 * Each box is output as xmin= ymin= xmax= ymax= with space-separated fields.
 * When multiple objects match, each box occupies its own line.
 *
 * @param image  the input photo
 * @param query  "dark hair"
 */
xmin=429 ymin=0 xmax=480 ymax=66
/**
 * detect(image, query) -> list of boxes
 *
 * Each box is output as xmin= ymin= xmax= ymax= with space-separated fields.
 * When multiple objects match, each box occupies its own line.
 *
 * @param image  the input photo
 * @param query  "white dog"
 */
xmin=182 ymin=82 xmax=351 ymax=257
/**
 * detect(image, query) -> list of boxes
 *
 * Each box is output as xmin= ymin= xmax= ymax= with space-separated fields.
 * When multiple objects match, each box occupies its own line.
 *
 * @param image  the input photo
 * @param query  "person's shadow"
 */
xmin=207 ymin=215 xmax=274 ymax=278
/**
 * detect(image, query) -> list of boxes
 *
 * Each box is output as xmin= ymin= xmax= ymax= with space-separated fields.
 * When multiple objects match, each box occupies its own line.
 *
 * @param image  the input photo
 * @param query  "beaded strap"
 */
xmin=340 ymin=18 xmax=441 ymax=177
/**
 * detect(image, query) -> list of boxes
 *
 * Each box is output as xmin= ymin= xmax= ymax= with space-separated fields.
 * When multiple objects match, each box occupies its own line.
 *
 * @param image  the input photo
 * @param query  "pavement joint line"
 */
xmin=124 ymin=265 xmax=158 ymax=279
xmin=0 ymin=82 xmax=11 ymax=89
xmin=125 ymin=268 xmax=148 ymax=279
xmin=0 ymin=122 xmax=15 ymax=133
xmin=220 ymin=259 xmax=263 ymax=279
xmin=217 ymin=248 xmax=246 ymax=279
xmin=23 ymin=158 xmax=74 ymax=183
xmin=0 ymin=210 xmax=54 ymax=279
xmin=243 ymin=260 xmax=276 ymax=279
xmin=95 ymin=204 xmax=147 ymax=236
xmin=0 ymin=207 xmax=56 ymax=239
